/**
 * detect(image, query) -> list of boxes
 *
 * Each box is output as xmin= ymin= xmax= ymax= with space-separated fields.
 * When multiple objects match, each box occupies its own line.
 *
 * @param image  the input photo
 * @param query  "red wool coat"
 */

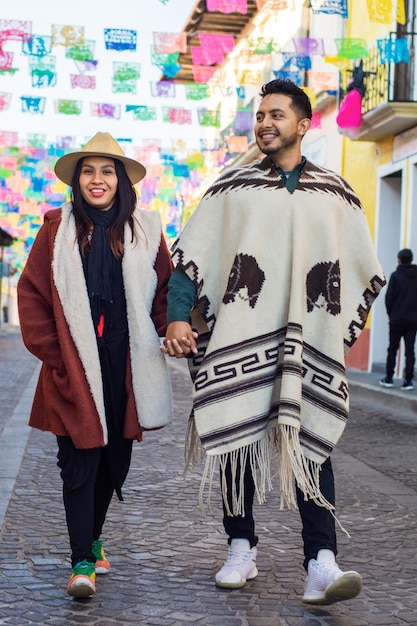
xmin=17 ymin=204 xmax=173 ymax=449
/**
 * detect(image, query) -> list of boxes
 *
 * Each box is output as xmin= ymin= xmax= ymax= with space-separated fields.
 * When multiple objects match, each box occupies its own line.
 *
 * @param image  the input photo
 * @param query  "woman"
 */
xmin=17 ymin=132 xmax=173 ymax=598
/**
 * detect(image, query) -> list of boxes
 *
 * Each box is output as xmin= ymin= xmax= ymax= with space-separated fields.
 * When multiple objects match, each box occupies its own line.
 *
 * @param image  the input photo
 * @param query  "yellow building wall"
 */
xmin=342 ymin=1 xmax=396 ymax=233
xmin=342 ymin=136 xmax=392 ymax=234
xmin=342 ymin=2 xmax=399 ymax=368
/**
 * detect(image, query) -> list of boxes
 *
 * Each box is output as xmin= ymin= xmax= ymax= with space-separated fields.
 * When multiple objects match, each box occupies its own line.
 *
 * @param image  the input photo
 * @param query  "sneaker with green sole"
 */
xmin=66 ymin=559 xmax=96 ymax=598
xmin=92 ymin=539 xmax=110 ymax=574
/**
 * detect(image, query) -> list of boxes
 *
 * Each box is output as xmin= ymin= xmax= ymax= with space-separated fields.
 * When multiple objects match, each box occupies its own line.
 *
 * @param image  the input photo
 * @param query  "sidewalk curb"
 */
xmin=0 ymin=364 xmax=39 ymax=530
xmin=348 ymin=372 xmax=417 ymax=422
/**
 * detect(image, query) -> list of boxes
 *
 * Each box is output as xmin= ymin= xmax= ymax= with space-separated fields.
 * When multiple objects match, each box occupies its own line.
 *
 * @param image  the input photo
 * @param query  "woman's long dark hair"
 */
xmin=71 ymin=157 xmax=138 ymax=258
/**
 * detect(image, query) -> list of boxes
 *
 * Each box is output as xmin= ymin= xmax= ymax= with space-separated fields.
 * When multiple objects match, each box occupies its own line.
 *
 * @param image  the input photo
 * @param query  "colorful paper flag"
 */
xmin=126 ymin=105 xmax=157 ymax=121
xmin=0 ymin=19 xmax=32 ymax=41
xmin=151 ymin=81 xmax=176 ymax=97
xmin=307 ymin=70 xmax=338 ymax=91
xmin=51 ymin=24 xmax=85 ymax=47
xmin=29 ymin=56 xmax=57 ymax=88
xmin=0 ymin=92 xmax=12 ymax=111
xmin=0 ymin=51 xmax=14 ymax=71
xmin=197 ymin=108 xmax=221 ymax=127
xmin=310 ymin=0 xmax=348 ymax=17
xmin=282 ymin=53 xmax=312 ymax=69
xmin=232 ymin=108 xmax=253 ymax=131
xmin=70 ymin=74 xmax=96 ymax=89
xmin=184 ymin=83 xmax=210 ymax=100
xmin=90 ymin=102 xmax=121 ymax=119
xmin=272 ymin=69 xmax=302 ymax=85
xmin=366 ymin=0 xmax=405 ymax=25
xmin=310 ymin=111 xmax=322 ymax=129
xmin=104 ymin=28 xmax=137 ymax=51
xmin=227 ymin=135 xmax=248 ymax=152
xmin=153 ymin=31 xmax=187 ymax=54
xmin=247 ymin=36 xmax=279 ymax=55
xmin=292 ymin=37 xmax=325 ymax=56
xmin=20 ymin=96 xmax=46 ymax=114
xmin=235 ymin=68 xmax=262 ymax=85
xmin=192 ymin=66 xmax=217 ymax=83
xmin=334 ymin=38 xmax=368 ymax=59
xmin=22 ymin=35 xmax=52 ymax=57
xmin=162 ymin=107 xmax=192 ymax=124
xmin=199 ymin=33 xmax=235 ymax=56
xmin=207 ymin=0 xmax=247 ymax=14
xmin=377 ymin=37 xmax=409 ymax=64
xmin=55 ymin=99 xmax=82 ymax=115
xmin=66 ymin=41 xmax=95 ymax=61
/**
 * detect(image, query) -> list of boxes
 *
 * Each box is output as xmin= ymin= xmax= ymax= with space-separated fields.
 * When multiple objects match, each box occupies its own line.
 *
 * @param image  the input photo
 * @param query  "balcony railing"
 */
xmin=339 ymin=32 xmax=417 ymax=141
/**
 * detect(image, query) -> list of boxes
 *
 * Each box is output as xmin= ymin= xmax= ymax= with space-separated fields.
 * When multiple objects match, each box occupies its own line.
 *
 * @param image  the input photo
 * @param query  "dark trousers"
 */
xmin=385 ymin=324 xmax=416 ymax=382
xmin=222 ymin=455 xmax=337 ymax=571
xmin=57 ymin=436 xmax=122 ymax=568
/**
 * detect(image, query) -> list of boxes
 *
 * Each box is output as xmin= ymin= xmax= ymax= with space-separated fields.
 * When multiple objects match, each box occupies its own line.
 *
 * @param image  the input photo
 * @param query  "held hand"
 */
xmin=161 ymin=321 xmax=199 ymax=358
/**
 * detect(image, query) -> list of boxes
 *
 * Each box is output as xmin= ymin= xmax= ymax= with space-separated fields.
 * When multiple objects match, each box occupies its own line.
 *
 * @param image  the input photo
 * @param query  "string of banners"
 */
xmin=0 ymin=25 xmax=410 ymax=120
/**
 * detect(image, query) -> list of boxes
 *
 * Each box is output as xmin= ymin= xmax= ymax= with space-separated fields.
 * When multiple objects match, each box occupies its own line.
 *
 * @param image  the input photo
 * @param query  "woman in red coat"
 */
xmin=17 ymin=132 xmax=173 ymax=598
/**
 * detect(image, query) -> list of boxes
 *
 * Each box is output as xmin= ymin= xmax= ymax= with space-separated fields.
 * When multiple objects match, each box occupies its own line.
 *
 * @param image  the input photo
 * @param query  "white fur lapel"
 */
xmin=123 ymin=209 xmax=172 ymax=429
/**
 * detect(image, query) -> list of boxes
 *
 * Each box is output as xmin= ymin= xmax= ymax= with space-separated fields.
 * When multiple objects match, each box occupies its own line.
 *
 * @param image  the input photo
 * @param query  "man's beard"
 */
xmin=256 ymin=131 xmax=298 ymax=157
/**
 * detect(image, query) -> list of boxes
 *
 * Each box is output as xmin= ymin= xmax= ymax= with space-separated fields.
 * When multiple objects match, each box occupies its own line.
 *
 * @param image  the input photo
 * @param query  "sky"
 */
xmin=0 ymin=0 xmax=201 ymax=147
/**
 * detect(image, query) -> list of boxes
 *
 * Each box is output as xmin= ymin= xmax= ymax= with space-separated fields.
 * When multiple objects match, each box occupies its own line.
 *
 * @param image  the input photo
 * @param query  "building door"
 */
xmin=370 ymin=156 xmax=417 ymax=377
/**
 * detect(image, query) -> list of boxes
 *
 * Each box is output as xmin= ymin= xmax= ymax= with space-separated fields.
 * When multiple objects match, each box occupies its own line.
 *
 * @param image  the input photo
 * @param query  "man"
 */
xmin=162 ymin=79 xmax=385 ymax=605
xmin=380 ymin=248 xmax=417 ymax=390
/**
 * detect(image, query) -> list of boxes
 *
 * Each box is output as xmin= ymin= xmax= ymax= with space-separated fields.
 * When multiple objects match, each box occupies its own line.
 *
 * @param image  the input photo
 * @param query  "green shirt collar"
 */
xmin=271 ymin=156 xmax=307 ymax=194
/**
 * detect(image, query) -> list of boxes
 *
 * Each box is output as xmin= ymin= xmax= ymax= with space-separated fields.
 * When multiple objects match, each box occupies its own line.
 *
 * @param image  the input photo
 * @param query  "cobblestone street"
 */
xmin=0 ymin=327 xmax=416 ymax=625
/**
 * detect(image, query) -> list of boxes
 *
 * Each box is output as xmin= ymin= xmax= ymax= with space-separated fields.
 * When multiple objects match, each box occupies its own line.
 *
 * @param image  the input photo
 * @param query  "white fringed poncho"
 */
xmin=172 ymin=157 xmax=385 ymax=513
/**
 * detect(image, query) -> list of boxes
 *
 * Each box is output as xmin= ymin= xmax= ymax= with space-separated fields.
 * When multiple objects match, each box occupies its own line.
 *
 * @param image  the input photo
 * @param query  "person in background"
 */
xmin=380 ymin=248 xmax=417 ymax=391
xmin=18 ymin=132 xmax=173 ymax=598
xmin=162 ymin=79 xmax=385 ymax=605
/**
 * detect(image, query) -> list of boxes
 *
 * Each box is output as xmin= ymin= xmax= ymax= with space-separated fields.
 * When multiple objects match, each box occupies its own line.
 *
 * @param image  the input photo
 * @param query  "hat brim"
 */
xmin=54 ymin=151 xmax=146 ymax=186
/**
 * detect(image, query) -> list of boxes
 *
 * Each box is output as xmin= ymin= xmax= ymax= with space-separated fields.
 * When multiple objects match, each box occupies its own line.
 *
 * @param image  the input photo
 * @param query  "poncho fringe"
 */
xmin=185 ymin=415 xmax=335 ymax=514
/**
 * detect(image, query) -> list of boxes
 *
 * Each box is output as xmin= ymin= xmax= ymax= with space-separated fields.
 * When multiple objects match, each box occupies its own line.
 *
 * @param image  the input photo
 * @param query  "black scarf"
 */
xmin=83 ymin=202 xmax=119 ymax=327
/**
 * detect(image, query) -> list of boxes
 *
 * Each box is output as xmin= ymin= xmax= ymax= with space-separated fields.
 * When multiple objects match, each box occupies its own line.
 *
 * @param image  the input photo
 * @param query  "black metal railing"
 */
xmin=340 ymin=31 xmax=417 ymax=115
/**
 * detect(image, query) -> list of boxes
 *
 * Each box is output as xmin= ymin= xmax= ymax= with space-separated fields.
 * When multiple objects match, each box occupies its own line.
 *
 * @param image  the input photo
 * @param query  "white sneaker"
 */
xmin=215 ymin=538 xmax=258 ymax=589
xmin=302 ymin=549 xmax=362 ymax=605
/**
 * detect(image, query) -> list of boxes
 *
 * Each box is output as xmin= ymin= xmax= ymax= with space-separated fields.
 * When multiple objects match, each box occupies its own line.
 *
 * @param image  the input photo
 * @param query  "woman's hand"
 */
xmin=161 ymin=321 xmax=199 ymax=358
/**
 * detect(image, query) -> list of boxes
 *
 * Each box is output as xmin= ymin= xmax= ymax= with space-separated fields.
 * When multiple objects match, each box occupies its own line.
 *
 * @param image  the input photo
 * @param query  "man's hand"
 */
xmin=161 ymin=321 xmax=199 ymax=358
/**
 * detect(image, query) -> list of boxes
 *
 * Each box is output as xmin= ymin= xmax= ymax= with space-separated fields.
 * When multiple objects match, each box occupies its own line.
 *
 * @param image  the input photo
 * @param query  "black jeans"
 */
xmin=57 ymin=436 xmax=131 ymax=568
xmin=222 ymin=455 xmax=337 ymax=571
xmin=385 ymin=324 xmax=416 ymax=382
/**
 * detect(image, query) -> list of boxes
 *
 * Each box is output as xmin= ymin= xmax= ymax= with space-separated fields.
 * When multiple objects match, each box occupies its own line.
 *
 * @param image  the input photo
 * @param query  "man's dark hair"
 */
xmin=398 ymin=248 xmax=413 ymax=264
xmin=259 ymin=79 xmax=312 ymax=120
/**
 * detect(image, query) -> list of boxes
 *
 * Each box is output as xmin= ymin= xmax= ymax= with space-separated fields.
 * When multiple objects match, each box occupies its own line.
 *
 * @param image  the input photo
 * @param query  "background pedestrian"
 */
xmin=380 ymin=248 xmax=417 ymax=390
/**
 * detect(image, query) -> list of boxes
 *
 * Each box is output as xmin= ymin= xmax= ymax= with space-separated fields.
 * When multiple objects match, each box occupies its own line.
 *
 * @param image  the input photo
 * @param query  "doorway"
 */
xmin=371 ymin=158 xmax=416 ymax=377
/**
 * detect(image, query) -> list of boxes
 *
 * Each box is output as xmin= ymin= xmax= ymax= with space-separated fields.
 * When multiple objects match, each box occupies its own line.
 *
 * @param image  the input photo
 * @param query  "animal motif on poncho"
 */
xmin=306 ymin=260 xmax=341 ymax=315
xmin=223 ymin=253 xmax=265 ymax=308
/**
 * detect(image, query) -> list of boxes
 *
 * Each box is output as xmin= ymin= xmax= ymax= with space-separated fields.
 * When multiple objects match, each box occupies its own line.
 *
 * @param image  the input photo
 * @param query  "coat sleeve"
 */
xmin=17 ymin=220 xmax=62 ymax=370
xmin=166 ymin=267 xmax=197 ymax=323
xmin=150 ymin=233 xmax=174 ymax=336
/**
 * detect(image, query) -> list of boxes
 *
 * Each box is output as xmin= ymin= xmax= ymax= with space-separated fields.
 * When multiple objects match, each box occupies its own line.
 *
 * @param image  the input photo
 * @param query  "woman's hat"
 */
xmin=54 ymin=132 xmax=146 ymax=186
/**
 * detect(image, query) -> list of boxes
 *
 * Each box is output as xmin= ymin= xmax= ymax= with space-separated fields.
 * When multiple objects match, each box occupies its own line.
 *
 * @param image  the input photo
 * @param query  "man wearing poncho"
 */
xmin=162 ymin=79 xmax=385 ymax=605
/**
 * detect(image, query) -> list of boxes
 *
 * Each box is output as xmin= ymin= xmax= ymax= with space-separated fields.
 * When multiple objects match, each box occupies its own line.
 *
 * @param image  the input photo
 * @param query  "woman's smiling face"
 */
xmin=79 ymin=156 xmax=118 ymax=211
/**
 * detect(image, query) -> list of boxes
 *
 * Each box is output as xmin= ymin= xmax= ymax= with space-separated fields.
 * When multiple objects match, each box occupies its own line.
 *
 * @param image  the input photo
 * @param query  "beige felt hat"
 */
xmin=54 ymin=132 xmax=146 ymax=186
